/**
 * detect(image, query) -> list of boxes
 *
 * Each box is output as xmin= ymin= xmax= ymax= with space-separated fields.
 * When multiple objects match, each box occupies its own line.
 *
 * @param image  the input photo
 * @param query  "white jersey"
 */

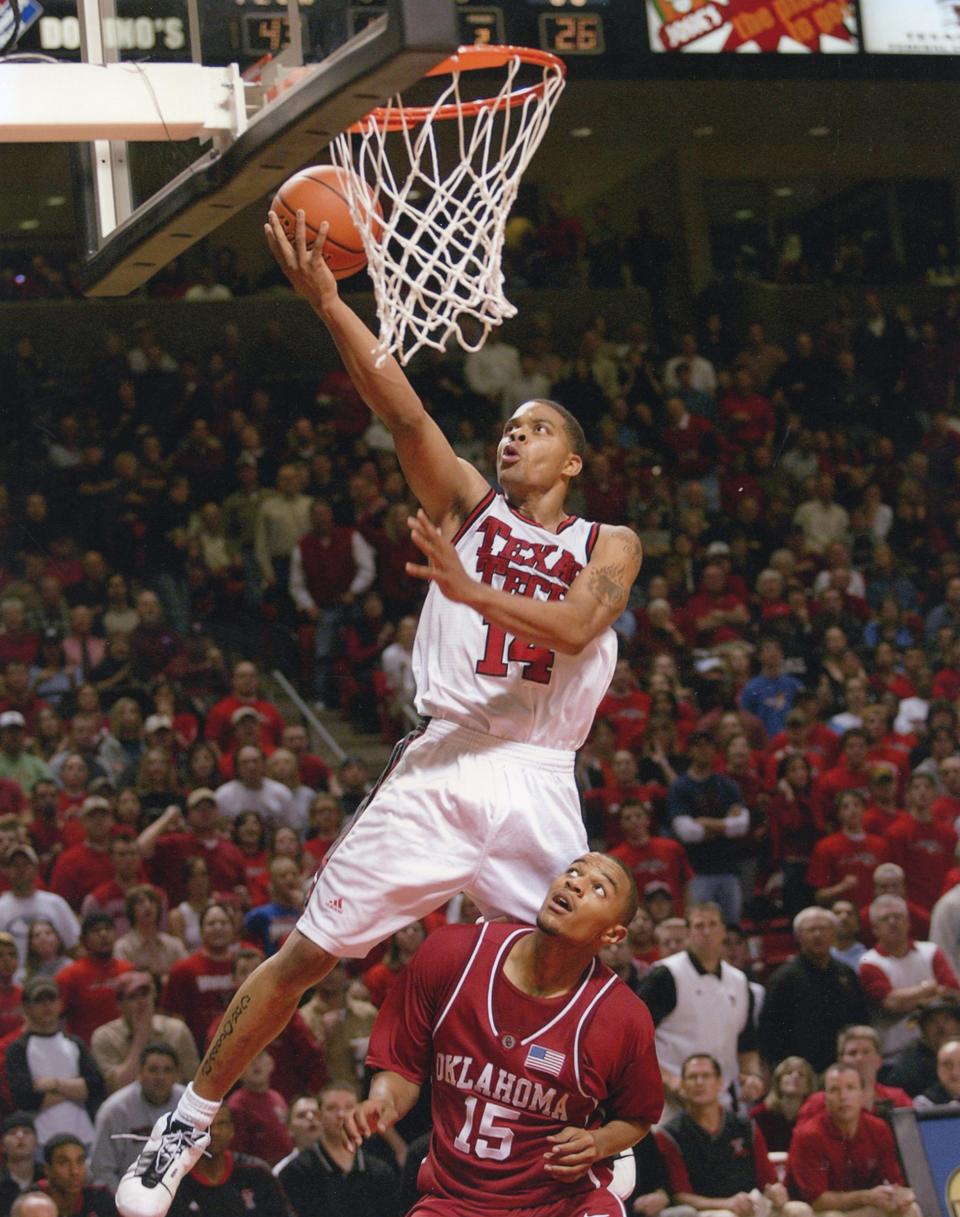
xmin=412 ymin=490 xmax=617 ymax=751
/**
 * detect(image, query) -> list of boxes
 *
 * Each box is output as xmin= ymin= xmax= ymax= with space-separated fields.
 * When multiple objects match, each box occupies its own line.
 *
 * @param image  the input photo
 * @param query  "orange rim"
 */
xmin=348 ymin=44 xmax=566 ymax=133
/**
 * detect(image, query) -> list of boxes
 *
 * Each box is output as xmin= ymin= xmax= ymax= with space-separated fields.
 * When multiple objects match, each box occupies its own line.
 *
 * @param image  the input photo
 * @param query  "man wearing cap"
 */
xmin=143 ymin=715 xmax=176 ymax=754
xmin=880 ymin=1001 xmax=960 ymax=1096
xmin=6 ymin=976 xmax=104 ymax=1151
xmin=0 ymin=844 xmax=80 ymax=967
xmin=609 ymin=801 xmax=692 ymax=910
xmin=56 ymin=913 xmax=133 ymax=1045
xmin=739 ymin=638 xmax=804 ymax=739
xmin=92 ymin=1043 xmax=184 ymax=1190
xmin=136 ymin=792 xmax=246 ymax=908
xmin=217 ymin=706 xmax=275 ymax=782
xmin=92 ymin=973 xmax=199 ymax=1094
xmin=0 ymin=1113 xmax=44 ymax=1211
xmin=49 ymin=797 xmax=118 ymax=913
xmin=214 ymin=746 xmax=294 ymax=830
xmin=0 ymin=711 xmax=53 ymax=795
xmin=204 ymin=661 xmax=286 ymax=754
xmin=913 ymin=1034 xmax=960 ymax=1108
xmin=666 ymin=731 xmax=749 ymax=924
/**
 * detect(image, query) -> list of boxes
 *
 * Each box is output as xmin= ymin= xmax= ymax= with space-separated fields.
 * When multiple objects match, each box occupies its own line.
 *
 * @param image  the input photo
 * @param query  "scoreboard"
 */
xmin=20 ymin=0 xmax=960 ymax=75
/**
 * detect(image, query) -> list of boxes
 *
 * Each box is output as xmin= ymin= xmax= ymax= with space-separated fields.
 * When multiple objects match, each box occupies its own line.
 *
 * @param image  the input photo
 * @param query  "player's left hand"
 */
xmin=406 ymin=509 xmax=475 ymax=604
xmin=542 ymin=1127 xmax=601 ymax=1181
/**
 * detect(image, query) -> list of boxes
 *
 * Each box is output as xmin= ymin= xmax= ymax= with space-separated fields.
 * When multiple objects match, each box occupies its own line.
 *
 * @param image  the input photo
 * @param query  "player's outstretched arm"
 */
xmin=265 ymin=210 xmax=489 ymax=528
xmin=341 ymin=1070 xmax=421 ymax=1151
xmin=407 ymin=513 xmax=642 ymax=654
xmin=543 ymin=1118 xmax=650 ymax=1182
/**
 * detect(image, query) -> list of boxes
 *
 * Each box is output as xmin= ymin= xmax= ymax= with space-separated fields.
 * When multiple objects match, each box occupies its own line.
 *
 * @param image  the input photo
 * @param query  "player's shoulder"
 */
xmin=590 ymin=962 xmax=656 ymax=1034
xmin=591 ymin=523 xmax=642 ymax=563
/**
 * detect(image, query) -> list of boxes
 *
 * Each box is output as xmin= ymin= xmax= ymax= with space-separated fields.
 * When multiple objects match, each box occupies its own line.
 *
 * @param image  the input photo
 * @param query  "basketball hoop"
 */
xmin=328 ymin=44 xmax=566 ymax=366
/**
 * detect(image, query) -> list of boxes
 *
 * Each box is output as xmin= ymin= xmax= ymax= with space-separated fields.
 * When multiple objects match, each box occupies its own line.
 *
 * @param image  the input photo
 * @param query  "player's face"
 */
xmin=497 ymin=403 xmax=581 ymax=490
xmin=537 ymin=855 xmax=629 ymax=947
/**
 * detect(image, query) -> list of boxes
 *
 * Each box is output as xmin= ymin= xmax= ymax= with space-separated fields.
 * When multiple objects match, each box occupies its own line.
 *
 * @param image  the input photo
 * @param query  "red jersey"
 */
xmin=806 ymin=831 xmax=888 ymax=908
xmin=226 ymin=1087 xmax=293 ymax=1167
xmin=886 ymin=815 xmax=958 ymax=910
xmin=147 ymin=833 xmax=247 ymax=905
xmin=595 ymin=689 xmax=651 ymax=752
xmin=161 ymin=951 xmax=235 ymax=1046
xmin=787 ymin=1109 xmax=904 ymax=1202
xmin=862 ymin=803 xmax=904 ymax=837
xmin=813 ymin=764 xmax=873 ymax=827
xmin=608 ymin=838 xmax=693 ymax=907
xmin=57 ymin=955 xmax=133 ymax=1043
xmin=933 ymin=794 xmax=960 ymax=830
xmin=766 ymin=724 xmax=839 ymax=769
xmin=49 ymin=842 xmax=116 ymax=911
xmin=367 ymin=922 xmax=662 ymax=1210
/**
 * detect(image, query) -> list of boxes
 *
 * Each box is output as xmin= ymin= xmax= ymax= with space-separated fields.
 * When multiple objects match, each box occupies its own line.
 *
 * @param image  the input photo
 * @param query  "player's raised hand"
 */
xmin=542 ymin=1126 xmax=601 ymax=1181
xmin=406 ymin=509 xmax=475 ymax=604
xmin=341 ymin=1096 xmax=396 ymax=1152
xmin=264 ymin=209 xmax=339 ymax=312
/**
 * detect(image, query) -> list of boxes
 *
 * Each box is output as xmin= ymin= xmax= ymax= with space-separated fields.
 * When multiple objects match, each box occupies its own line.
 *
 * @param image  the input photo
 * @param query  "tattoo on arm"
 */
xmin=587 ymin=563 xmax=628 ymax=609
xmin=200 ymin=992 xmax=251 ymax=1077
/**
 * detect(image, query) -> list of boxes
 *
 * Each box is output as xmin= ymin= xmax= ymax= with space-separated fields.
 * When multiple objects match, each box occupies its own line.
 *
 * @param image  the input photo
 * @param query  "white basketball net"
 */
xmin=330 ymin=49 xmax=565 ymax=366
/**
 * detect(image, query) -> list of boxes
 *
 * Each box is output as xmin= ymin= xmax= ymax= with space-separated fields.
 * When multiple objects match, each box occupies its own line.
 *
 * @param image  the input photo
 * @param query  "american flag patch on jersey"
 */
xmin=525 ymin=1044 xmax=565 ymax=1076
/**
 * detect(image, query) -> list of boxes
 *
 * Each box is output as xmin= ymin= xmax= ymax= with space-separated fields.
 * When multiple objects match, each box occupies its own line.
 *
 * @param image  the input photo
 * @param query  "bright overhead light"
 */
xmin=774 ymin=186 xmax=794 ymax=197
xmin=808 ymin=125 xmax=830 ymax=137
xmin=44 ymin=195 xmax=66 ymax=207
xmin=735 ymin=208 xmax=754 ymax=221
xmin=693 ymin=125 xmax=714 ymax=137
xmin=18 ymin=219 xmax=40 ymax=231
xmin=570 ymin=126 xmax=593 ymax=138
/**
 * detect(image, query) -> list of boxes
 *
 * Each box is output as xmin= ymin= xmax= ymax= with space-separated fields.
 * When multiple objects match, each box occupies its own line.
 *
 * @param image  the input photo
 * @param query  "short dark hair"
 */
xmin=80 ymin=912 xmax=114 ymax=937
xmin=603 ymin=853 xmax=639 ymax=926
xmin=43 ymin=1132 xmax=85 ymax=1164
xmin=536 ymin=399 xmax=587 ymax=459
xmin=140 ymin=1041 xmax=178 ymax=1068
xmin=681 ymin=1052 xmax=722 ymax=1079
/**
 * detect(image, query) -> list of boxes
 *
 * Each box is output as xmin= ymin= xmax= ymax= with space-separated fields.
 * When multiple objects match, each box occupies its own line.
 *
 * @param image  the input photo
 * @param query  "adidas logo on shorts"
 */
xmin=325 ymin=896 xmax=344 ymax=913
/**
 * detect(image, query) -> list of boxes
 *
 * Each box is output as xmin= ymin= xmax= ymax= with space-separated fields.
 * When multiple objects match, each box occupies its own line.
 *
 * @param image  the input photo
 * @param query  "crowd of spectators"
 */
xmin=0 ymin=273 xmax=959 ymax=1214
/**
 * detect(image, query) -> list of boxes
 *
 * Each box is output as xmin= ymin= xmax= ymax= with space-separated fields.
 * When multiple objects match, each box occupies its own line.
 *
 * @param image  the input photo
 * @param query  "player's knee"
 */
xmin=269 ymin=928 xmax=338 ymax=990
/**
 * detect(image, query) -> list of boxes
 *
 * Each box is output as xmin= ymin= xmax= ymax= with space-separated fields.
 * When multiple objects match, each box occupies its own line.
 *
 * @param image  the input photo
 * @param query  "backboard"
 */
xmin=0 ymin=0 xmax=459 ymax=295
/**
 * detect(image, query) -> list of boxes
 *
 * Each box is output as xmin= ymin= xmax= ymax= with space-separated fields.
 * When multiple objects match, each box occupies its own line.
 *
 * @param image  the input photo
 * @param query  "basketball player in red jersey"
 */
xmin=347 ymin=854 xmax=663 ymax=1217
xmin=118 ymin=214 xmax=644 ymax=1217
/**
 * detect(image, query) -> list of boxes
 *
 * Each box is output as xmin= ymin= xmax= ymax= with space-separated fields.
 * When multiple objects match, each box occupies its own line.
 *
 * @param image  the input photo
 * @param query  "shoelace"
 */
xmin=114 ymin=1126 xmax=211 ymax=1181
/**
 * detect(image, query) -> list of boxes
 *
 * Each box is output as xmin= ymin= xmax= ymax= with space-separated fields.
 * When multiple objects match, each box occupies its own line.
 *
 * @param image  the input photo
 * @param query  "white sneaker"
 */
xmin=116 ymin=1111 xmax=210 ymax=1217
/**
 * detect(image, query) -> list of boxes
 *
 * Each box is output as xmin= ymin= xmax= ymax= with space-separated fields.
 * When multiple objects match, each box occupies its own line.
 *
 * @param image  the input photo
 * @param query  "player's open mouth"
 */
xmin=549 ymin=893 xmax=572 ymax=912
xmin=501 ymin=445 xmax=520 ymax=464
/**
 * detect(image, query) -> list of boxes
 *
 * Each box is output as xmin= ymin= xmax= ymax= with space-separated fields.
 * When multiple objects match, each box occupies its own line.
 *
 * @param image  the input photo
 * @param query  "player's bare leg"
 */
xmin=117 ymin=931 xmax=336 ymax=1217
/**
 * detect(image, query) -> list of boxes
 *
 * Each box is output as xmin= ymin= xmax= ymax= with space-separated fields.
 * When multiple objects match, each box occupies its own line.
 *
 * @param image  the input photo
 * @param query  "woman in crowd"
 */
xmin=361 ymin=919 xmax=427 ymax=1008
xmin=114 ymin=884 xmax=186 ymax=982
xmin=21 ymin=918 xmax=71 ymax=983
xmin=750 ymin=1055 xmax=818 ymax=1152
xmin=168 ymin=856 xmax=210 ymax=950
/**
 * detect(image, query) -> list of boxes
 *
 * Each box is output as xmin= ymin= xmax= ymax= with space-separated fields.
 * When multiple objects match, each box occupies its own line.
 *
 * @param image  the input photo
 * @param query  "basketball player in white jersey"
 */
xmin=117 ymin=212 xmax=643 ymax=1217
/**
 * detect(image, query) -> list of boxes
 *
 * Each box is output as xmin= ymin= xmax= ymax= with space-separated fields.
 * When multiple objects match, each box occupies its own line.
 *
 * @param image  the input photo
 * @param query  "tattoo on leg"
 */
xmin=200 ymin=993 xmax=251 ymax=1077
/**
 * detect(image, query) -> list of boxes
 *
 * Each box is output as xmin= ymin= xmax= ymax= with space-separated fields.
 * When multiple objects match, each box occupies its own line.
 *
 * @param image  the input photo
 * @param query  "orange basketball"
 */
xmin=271 ymin=165 xmax=383 ymax=280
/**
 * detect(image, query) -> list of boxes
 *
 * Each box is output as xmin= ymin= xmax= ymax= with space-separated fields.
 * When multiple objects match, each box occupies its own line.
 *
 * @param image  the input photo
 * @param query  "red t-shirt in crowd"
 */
xmin=862 ymin=803 xmax=904 ymax=837
xmin=297 ymin=753 xmax=331 ymax=791
xmin=147 ymin=833 xmax=247 ymax=906
xmin=608 ymin=838 xmax=693 ymax=908
xmin=933 ymin=794 xmax=960 ymax=830
xmin=886 ymin=814 xmax=958 ymax=911
xmin=787 ymin=1109 xmax=904 ymax=1202
xmin=595 ymin=688 xmax=652 ymax=752
xmin=226 ymin=1087 xmax=293 ymax=1167
xmin=81 ymin=877 xmax=165 ymax=933
xmin=766 ymin=724 xmax=840 ymax=770
xmin=813 ymin=764 xmax=873 ymax=827
xmin=57 ymin=955 xmax=133 ymax=1044
xmin=806 ymin=831 xmax=888 ymax=908
xmin=204 ymin=1006 xmax=327 ymax=1098
xmin=161 ymin=950 xmax=236 ymax=1047
xmin=367 ymin=922 xmax=662 ymax=1210
xmin=49 ymin=842 xmax=116 ymax=911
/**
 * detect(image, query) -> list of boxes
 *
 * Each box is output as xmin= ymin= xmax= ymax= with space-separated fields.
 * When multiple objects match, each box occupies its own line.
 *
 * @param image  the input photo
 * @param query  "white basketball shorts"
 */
xmin=297 ymin=717 xmax=589 ymax=958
